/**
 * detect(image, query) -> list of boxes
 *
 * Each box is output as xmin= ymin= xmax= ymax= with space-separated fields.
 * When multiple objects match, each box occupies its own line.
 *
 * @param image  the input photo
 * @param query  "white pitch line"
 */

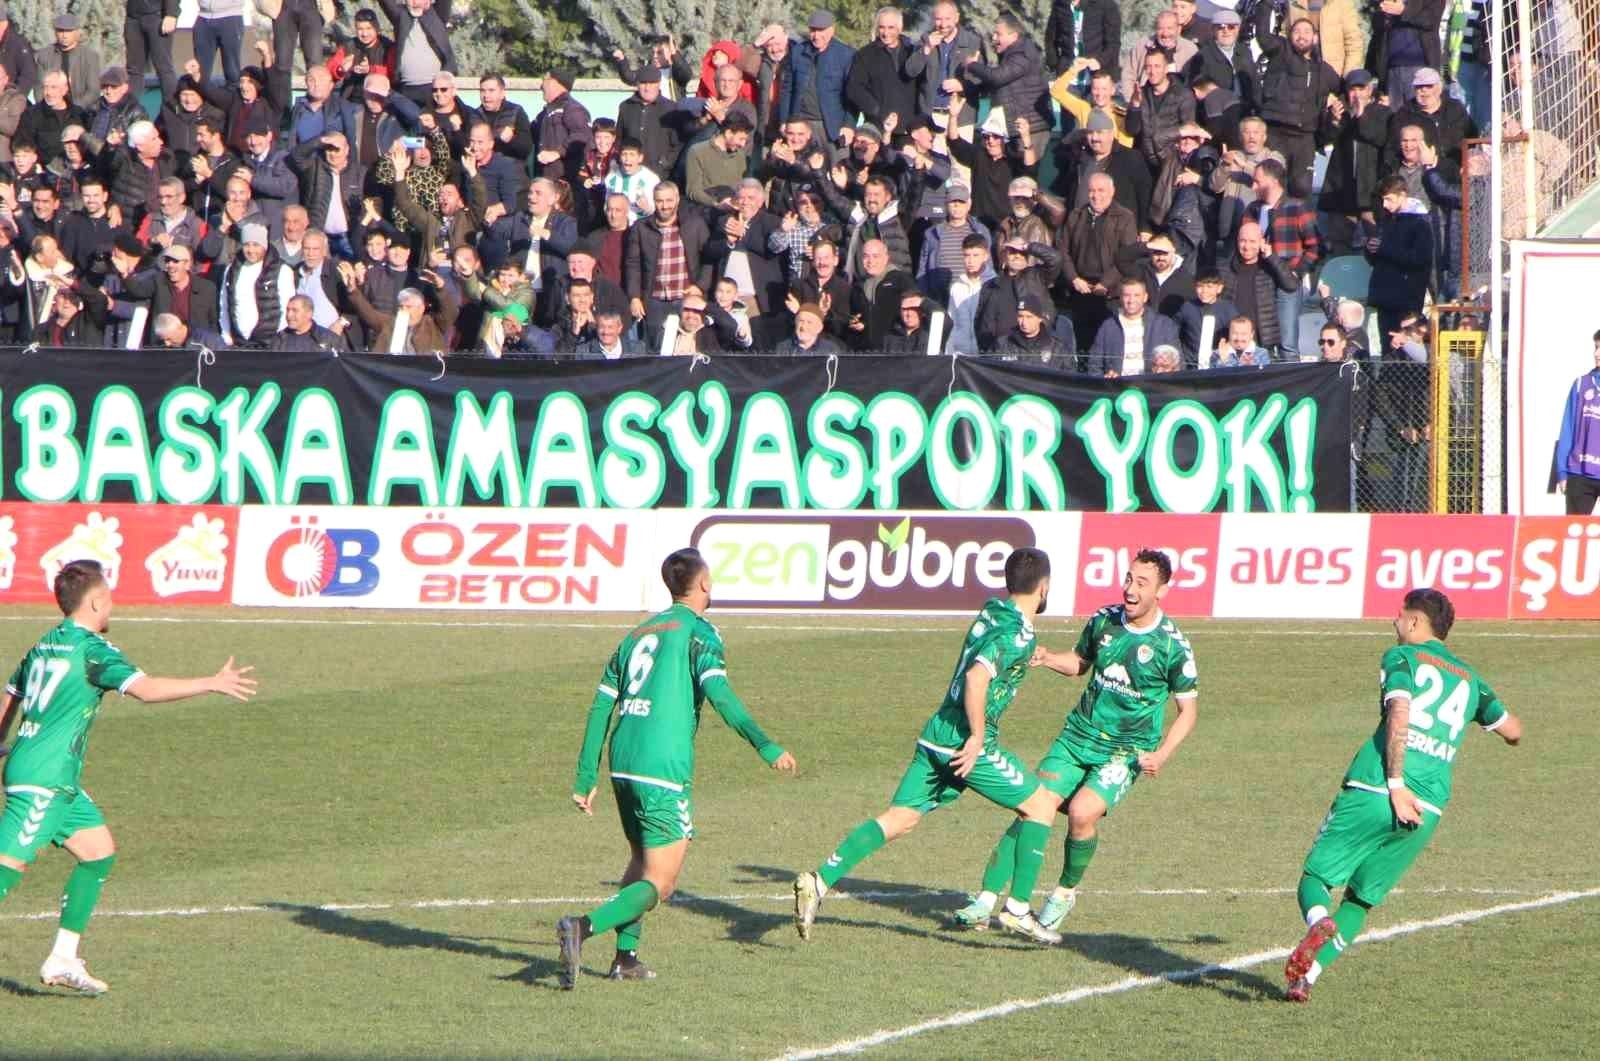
xmin=775 ymin=886 xmax=1600 ymax=1061
xmin=0 ymin=614 xmax=1593 ymax=639
xmin=0 ymin=884 xmax=1550 ymax=925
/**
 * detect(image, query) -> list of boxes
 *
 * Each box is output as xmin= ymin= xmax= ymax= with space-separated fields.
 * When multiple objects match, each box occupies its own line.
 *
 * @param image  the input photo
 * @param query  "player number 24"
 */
xmin=20 ymin=659 xmax=70 ymax=716
xmin=1407 ymin=663 xmax=1469 ymax=741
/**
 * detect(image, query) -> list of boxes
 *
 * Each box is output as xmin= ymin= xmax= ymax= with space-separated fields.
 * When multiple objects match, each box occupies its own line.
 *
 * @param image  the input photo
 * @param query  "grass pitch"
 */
xmin=0 ymin=607 xmax=1594 ymax=1059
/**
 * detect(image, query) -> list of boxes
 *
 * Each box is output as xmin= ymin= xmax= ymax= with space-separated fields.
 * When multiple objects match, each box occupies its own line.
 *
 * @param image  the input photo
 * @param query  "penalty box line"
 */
xmin=775 ymin=886 xmax=1600 ymax=1060
xmin=0 ymin=883 xmax=1555 ymax=925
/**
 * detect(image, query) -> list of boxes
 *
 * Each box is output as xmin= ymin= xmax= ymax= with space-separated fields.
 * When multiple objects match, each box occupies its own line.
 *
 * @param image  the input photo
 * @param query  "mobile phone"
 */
xmin=401 ymin=136 xmax=425 ymax=150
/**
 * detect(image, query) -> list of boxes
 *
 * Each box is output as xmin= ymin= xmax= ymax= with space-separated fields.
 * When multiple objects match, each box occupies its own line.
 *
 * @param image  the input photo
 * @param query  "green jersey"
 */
xmin=1060 ymin=605 xmax=1198 ymax=757
xmin=1342 ymin=640 xmax=1507 ymax=812
xmin=573 ymin=603 xmax=784 ymax=796
xmin=4 ymin=620 xmax=143 ymax=793
xmin=918 ymin=598 xmax=1036 ymax=750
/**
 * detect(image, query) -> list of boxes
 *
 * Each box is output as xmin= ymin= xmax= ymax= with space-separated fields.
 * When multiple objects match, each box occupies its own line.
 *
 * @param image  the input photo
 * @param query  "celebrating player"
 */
xmin=793 ymin=547 xmax=1066 ymax=946
xmin=558 ymin=548 xmax=797 ymax=989
xmin=1283 ymin=588 xmax=1523 ymax=1002
xmin=952 ymin=548 xmax=1198 ymax=933
xmin=0 ymin=559 xmax=258 ymax=994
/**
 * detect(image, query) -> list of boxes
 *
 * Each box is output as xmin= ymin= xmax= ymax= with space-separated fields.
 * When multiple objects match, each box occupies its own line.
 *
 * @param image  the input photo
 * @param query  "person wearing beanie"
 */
xmin=219 ymin=221 xmax=295 ymax=347
xmin=534 ymin=67 xmax=593 ymax=188
xmin=774 ymin=300 xmax=843 ymax=354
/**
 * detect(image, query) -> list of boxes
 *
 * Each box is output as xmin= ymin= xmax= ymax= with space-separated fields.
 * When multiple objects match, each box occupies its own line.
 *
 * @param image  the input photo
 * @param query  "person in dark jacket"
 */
xmin=1088 ymin=277 xmax=1183 ymax=375
xmin=846 ymin=11 xmax=917 ymax=136
xmin=87 ymin=66 xmax=151 ymax=146
xmin=533 ymin=69 xmax=592 ymax=189
xmin=946 ymin=103 xmax=1037 ymax=231
xmin=977 ymin=236 xmax=1059 ymax=352
xmin=1217 ymin=219 xmax=1296 ymax=352
xmin=380 ymin=0 xmax=456 ymax=108
xmin=286 ymin=67 xmax=361 ymax=149
xmin=996 ymin=291 xmax=1074 ymax=365
xmin=1366 ymin=0 xmax=1444 ymax=105
xmin=270 ymin=293 xmax=349 ymax=351
xmin=35 ymin=285 xmax=109 ymax=347
xmin=124 ymin=0 xmax=178 ymax=101
xmin=220 ymin=223 xmax=295 ymax=347
xmin=15 ymin=72 xmax=89 ymax=166
xmin=1056 ymin=111 xmax=1153 ymax=231
xmin=291 ymin=133 xmax=367 ymax=257
xmin=84 ymin=120 xmax=182 ymax=229
xmin=1258 ymin=20 xmax=1342 ymax=198
xmin=1057 ymin=174 xmax=1138 ymax=350
xmin=847 ymin=238 xmax=915 ymax=350
xmin=1044 ymin=0 xmax=1121 ymax=78
xmin=475 ymin=74 xmax=534 ymax=162
xmin=882 ymin=288 xmax=948 ymax=354
xmin=616 ymin=77 xmax=690 ymax=182
xmin=1175 ymin=271 xmax=1240 ymax=366
xmin=781 ymin=11 xmax=856 ymax=143
xmin=1318 ymin=69 xmax=1391 ymax=253
xmin=960 ymin=16 xmax=1052 ymax=138
xmin=1383 ymin=66 xmax=1478 ymax=183
xmin=1364 ymin=175 xmax=1433 ymax=336
xmin=903 ymin=3 xmax=986 ymax=118
xmin=1125 ymin=50 xmax=1196 ymax=172
xmin=328 ymin=9 xmax=392 ymax=105
xmin=572 ymin=308 xmax=647 ymax=359
xmin=193 ymin=51 xmax=289 ymax=155
xmin=773 ymin=300 xmax=843 ymax=355
xmin=625 ymin=181 xmax=714 ymax=347
xmin=157 ymin=77 xmax=224 ymax=163
xmin=1183 ymin=10 xmax=1258 ymax=114
xmin=1122 ymin=233 xmax=1197 ymax=317
xmin=0 ymin=6 xmax=38 ymax=97
xmin=35 ymin=13 xmax=101 ymax=112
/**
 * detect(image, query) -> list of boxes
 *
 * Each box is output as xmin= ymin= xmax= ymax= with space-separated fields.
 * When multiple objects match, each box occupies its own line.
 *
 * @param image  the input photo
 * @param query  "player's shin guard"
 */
xmin=59 ymin=855 xmax=115 ymax=934
xmin=0 ymin=864 xmax=22 ymax=903
xmin=817 ymin=820 xmax=885 ymax=889
xmin=1060 ymin=835 xmax=1098 ymax=888
xmin=1311 ymin=896 xmax=1370 ymax=977
xmin=1006 ymin=821 xmax=1051 ymax=912
xmin=587 ymin=881 xmax=659 ymax=937
xmin=1297 ymin=874 xmax=1334 ymax=925
xmin=980 ymin=821 xmax=1022 ymax=895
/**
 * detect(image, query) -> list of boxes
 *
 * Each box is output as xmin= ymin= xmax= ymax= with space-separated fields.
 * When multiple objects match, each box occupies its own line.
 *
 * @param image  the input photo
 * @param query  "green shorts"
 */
xmin=1302 ymin=785 xmax=1441 ymax=907
xmin=611 ymin=777 xmax=694 ymax=849
xmin=1034 ymin=735 xmax=1141 ymax=815
xmin=889 ymin=740 xmax=1039 ymax=814
xmin=0 ymin=785 xmax=105 ymax=865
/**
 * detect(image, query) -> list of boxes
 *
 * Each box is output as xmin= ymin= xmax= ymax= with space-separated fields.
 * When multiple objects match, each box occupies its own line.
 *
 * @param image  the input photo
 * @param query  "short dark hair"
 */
xmin=720 ymin=112 xmax=754 ymax=134
xmin=1131 ymin=547 xmax=1173 ymax=584
xmin=1403 ymin=587 xmax=1455 ymax=639
xmin=1254 ymin=158 xmax=1288 ymax=189
xmin=479 ymin=73 xmax=506 ymax=88
xmin=617 ymin=137 xmax=645 ymax=154
xmin=661 ymin=548 xmax=708 ymax=598
xmin=1376 ymin=175 xmax=1408 ymax=200
xmin=1004 ymin=547 xmax=1050 ymax=594
xmin=54 ymin=559 xmax=106 ymax=614
xmin=961 ymin=233 xmax=989 ymax=251
xmin=592 ymin=117 xmax=617 ymax=134
xmin=568 ymin=277 xmax=592 ymax=292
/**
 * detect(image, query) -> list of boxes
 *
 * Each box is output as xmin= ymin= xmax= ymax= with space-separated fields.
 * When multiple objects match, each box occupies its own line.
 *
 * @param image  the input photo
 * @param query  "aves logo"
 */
xmin=263 ymin=515 xmax=380 ymax=598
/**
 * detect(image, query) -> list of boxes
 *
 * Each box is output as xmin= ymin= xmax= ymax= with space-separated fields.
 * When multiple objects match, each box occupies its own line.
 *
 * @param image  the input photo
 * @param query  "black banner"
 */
xmin=0 ymin=351 xmax=1352 ymax=512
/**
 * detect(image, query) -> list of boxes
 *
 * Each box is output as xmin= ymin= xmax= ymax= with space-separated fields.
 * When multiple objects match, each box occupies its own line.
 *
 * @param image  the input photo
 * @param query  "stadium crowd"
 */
xmin=0 ymin=0 xmax=1489 ymax=368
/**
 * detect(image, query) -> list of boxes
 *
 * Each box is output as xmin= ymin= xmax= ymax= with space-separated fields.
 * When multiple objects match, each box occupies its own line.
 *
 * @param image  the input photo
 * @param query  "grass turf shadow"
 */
xmin=1054 ymin=931 xmax=1284 ymax=1002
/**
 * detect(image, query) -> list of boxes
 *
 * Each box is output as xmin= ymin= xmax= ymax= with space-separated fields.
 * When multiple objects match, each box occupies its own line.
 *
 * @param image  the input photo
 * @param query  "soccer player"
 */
xmin=0 ymin=560 xmax=257 ymax=994
xmin=558 ymin=548 xmax=797 ymax=989
xmin=793 ymin=547 xmax=1066 ymax=946
xmin=951 ymin=548 xmax=1199 ymax=933
xmin=1283 ymin=588 xmax=1523 ymax=1002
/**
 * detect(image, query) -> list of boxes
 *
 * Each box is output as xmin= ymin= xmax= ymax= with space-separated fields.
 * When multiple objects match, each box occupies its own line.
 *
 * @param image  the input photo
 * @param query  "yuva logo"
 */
xmin=146 ymin=514 xmax=231 ymax=598
xmin=40 ymin=511 xmax=123 ymax=589
xmin=691 ymin=514 xmax=1036 ymax=610
xmin=264 ymin=514 xmax=380 ymax=598
xmin=0 ymin=515 xmax=15 ymax=590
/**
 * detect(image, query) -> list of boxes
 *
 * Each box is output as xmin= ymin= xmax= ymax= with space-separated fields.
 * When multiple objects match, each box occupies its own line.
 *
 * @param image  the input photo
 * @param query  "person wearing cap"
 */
xmin=917 ymin=181 xmax=992 ymax=300
xmin=1366 ymin=0 xmax=1443 ymax=106
xmin=87 ymin=66 xmax=151 ymax=148
xmin=1384 ymin=66 xmax=1477 ymax=184
xmin=618 ymin=67 xmax=692 ymax=183
xmin=1317 ymin=70 xmax=1391 ymax=254
xmin=15 ymin=71 xmax=90 ymax=167
xmin=1088 ymin=275 xmax=1181 ymax=376
xmin=905 ymin=1 xmax=987 ymax=119
xmin=237 ymin=114 xmax=300 ymax=238
xmin=0 ymin=2 xmax=38 ymax=98
xmin=1183 ymin=9 xmax=1258 ymax=116
xmin=781 ymin=11 xmax=856 ymax=145
xmin=1258 ymin=19 xmax=1341 ymax=198
xmin=292 ymin=132 xmax=368 ymax=260
xmin=881 ymin=113 xmax=952 ymax=221
xmin=1120 ymin=11 xmax=1198 ymax=104
xmin=961 ymin=15 xmax=1053 ymax=140
xmin=1044 ymin=0 xmax=1121 ymax=81
xmin=997 ymin=174 xmax=1058 ymax=254
xmin=555 ymin=238 xmax=629 ymax=321
xmin=945 ymin=103 xmax=1036 ymax=232
xmin=384 ymin=0 xmax=458 ymax=109
xmin=156 ymin=75 xmax=223 ymax=161
xmin=1057 ymin=108 xmax=1152 ymax=231
xmin=192 ymin=48 xmax=289 ymax=157
xmin=1126 ymin=48 xmax=1196 ymax=172
xmin=774 ymin=300 xmax=842 ymax=355
xmin=219 ymin=221 xmax=295 ymax=347
xmin=976 ymin=234 xmax=1059 ymax=353
xmin=1052 ymin=66 xmax=1129 ymax=150
xmin=35 ymin=14 xmax=101 ymax=112
xmin=532 ymin=68 xmax=593 ymax=188
xmin=996 ymin=289 xmax=1073 ymax=363
xmin=846 ymin=8 xmax=918 ymax=139
xmin=1057 ymin=171 xmax=1137 ymax=351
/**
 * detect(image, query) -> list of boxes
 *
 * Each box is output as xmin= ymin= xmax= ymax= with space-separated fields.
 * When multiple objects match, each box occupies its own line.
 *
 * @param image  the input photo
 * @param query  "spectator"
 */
xmin=65 ymin=177 xmax=118 ymax=271
xmin=705 ymin=177 xmax=784 ymax=318
xmin=1044 ymin=0 xmax=1121 ymax=79
xmin=197 ymin=173 xmax=266 ymax=266
xmin=612 ymin=33 xmax=695 ymax=100
xmin=1317 ymin=320 xmax=1354 ymax=362
xmin=996 ymin=174 xmax=1059 ymax=254
xmin=273 ymin=0 xmax=326 ymax=77
xmin=480 ymin=177 xmax=576 ymax=315
xmin=475 ymin=74 xmax=532 ymax=162
xmin=36 ymin=15 xmax=101 ymax=113
xmin=977 ymin=236 xmax=1059 ymax=352
xmin=945 ymin=231 xmax=995 ymax=354
xmin=0 ymin=66 xmax=22 ymax=167
xmin=1385 ymin=66 xmax=1477 ymax=183
xmin=1258 ymin=19 xmax=1342 ymax=198
xmin=37 ymin=286 xmax=110 ymax=347
xmin=152 ymin=310 xmax=227 ymax=349
xmin=767 ymin=188 xmax=833 ymax=282
xmin=554 ymin=239 xmax=627 ymax=319
xmin=1282 ymin=0 xmax=1365 ymax=77
xmin=1151 ymin=343 xmax=1182 ymax=373
xmin=774 ymin=300 xmax=842 ymax=354
xmin=1126 ymin=232 xmax=1195 ymax=317
xmin=847 ymin=8 xmax=917 ymax=135
xmin=601 ymin=138 xmax=661 ymax=227
xmin=1184 ymin=10 xmax=1257 ymax=116
xmin=905 ymin=1 xmax=986 ymax=118
xmin=270 ymin=293 xmax=348 ymax=351
xmin=8 ymin=233 xmax=75 ymax=341
xmin=1218 ymin=219 xmax=1296 ymax=355
xmin=946 ymin=104 xmax=1034 ymax=231
xmin=626 ymin=181 xmax=712 ymax=347
xmin=194 ymin=0 xmax=247 ymax=86
xmin=667 ymin=290 xmax=727 ymax=354
xmin=844 ymin=174 xmax=913 ymax=276
xmin=881 ymin=288 xmax=946 ymax=353
xmin=1057 ymin=110 xmax=1152 ymax=231
xmin=996 ymin=290 xmax=1073 ymax=363
xmin=1449 ymin=0 xmax=1491 ymax=128
xmin=292 ymin=132 xmax=365 ymax=259
xmin=123 ymin=0 xmax=178 ymax=101
xmin=1317 ymin=289 xmax=1370 ymax=357
xmin=194 ymin=47 xmax=289 ymax=155
xmin=1318 ymin=69 xmax=1390 ymax=254
xmin=1176 ymin=270 xmax=1239 ymax=367
xmin=17 ymin=71 xmax=89 ymax=167
xmin=89 ymin=66 xmax=151 ymax=148
xmin=474 ymin=300 xmax=550 ymax=355
xmin=85 ymin=120 xmax=180 ymax=230
xmin=685 ymin=114 xmax=753 ymax=211
xmin=330 ymin=12 xmax=393 ymax=104
xmin=1126 ymin=50 xmax=1196 ymax=172
xmin=783 ymin=11 xmax=856 ymax=144
xmin=292 ymin=229 xmax=346 ymax=333
xmin=137 ymin=176 xmax=207 ymax=256
xmin=534 ymin=68 xmax=592 ymax=188
xmin=1245 ymin=156 xmax=1321 ymax=357
xmin=158 ymin=76 xmax=223 ymax=161
xmin=616 ymin=73 xmax=688 ymax=183
xmin=792 ymin=238 xmax=851 ymax=339
xmin=694 ymin=41 xmax=753 ymax=103
xmin=239 ymin=115 xmax=300 ymax=236
xmin=383 ymin=0 xmax=457 ymax=109
xmin=1172 ymin=0 xmax=1210 ymax=44
xmin=917 ymin=181 xmax=991 ymax=299
xmin=15 ymin=183 xmax=85 ymax=263
xmin=422 ymin=73 xmax=479 ymax=158
xmin=1121 ymin=12 xmax=1198 ymax=103
xmin=571 ymin=308 xmax=645 ymax=359
xmin=1387 ymin=121 xmax=1429 ymax=200
xmin=1554 ymin=331 xmax=1600 ymax=514
xmin=1212 ymin=314 xmax=1273 ymax=366
xmin=349 ymin=74 xmax=413 ymax=168
xmin=0 ymin=3 xmax=37 ymax=97
xmin=288 ymin=67 xmax=360 ymax=149
xmin=1364 ymin=174 xmax=1431 ymax=337
xmin=1057 ymin=171 xmax=1138 ymax=351
xmin=962 ymin=15 xmax=1052 ymax=138
xmin=846 ymin=237 xmax=914 ymax=350
xmin=187 ymin=115 xmax=243 ymax=222
xmin=463 ymin=120 xmax=527 ymax=219
xmin=736 ymin=26 xmax=792 ymax=142
xmin=1366 ymin=0 xmax=1443 ymax=105
xmin=1089 ymin=276 xmax=1181 ymax=376
xmin=596 ymin=194 xmax=630 ymax=284
xmin=273 ymin=204 xmax=311 ymax=267
xmin=344 ymin=262 xmax=458 ymax=353
xmin=707 ymin=276 xmax=758 ymax=349
xmin=219 ymin=222 xmax=294 ymax=347
xmin=1052 ymin=67 xmax=1128 ymax=149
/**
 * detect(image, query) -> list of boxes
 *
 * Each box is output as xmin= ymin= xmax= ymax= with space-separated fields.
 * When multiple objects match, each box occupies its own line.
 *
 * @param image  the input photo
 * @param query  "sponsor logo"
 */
xmin=1511 ymin=517 xmax=1600 ymax=618
xmin=1136 ymin=644 xmax=1154 ymax=664
xmin=1097 ymin=662 xmax=1134 ymax=693
xmin=1181 ymin=657 xmax=1198 ymax=680
xmin=1212 ymin=514 xmax=1369 ymax=619
xmin=1075 ymin=513 xmax=1221 ymax=617
xmin=1363 ymin=515 xmax=1515 ymax=619
xmin=1097 ymin=760 xmax=1130 ymax=788
xmin=398 ymin=512 xmax=629 ymax=606
xmin=0 ymin=516 xmax=15 ymax=590
xmin=145 ymin=515 xmax=230 ymax=598
xmin=691 ymin=514 xmax=1037 ymax=610
xmin=40 ymin=511 xmax=124 ymax=589
xmin=263 ymin=515 xmax=380 ymax=598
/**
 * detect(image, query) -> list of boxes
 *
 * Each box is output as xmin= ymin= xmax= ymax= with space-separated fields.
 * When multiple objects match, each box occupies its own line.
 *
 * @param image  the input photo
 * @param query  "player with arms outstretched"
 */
xmin=1283 ymin=588 xmax=1523 ymax=1002
xmin=0 ymin=559 xmax=258 ymax=994
xmin=794 ymin=547 xmax=1067 ymax=945
xmin=952 ymin=548 xmax=1198 ymax=932
xmin=558 ymin=548 xmax=797 ymax=989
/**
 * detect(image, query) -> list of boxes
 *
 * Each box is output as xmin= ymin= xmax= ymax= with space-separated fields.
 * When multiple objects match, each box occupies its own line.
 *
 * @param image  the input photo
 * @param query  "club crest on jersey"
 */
xmin=1137 ymin=644 xmax=1155 ymax=664
xmin=1099 ymin=633 xmax=1114 ymax=647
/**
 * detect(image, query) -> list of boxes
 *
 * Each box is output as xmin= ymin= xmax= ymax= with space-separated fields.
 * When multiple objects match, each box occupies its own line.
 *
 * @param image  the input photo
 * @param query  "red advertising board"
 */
xmin=1361 ymin=515 xmax=1518 ymax=618
xmin=0 ymin=503 xmax=238 ymax=605
xmin=1509 ymin=516 xmax=1600 ymax=619
xmin=1073 ymin=513 xmax=1222 ymax=617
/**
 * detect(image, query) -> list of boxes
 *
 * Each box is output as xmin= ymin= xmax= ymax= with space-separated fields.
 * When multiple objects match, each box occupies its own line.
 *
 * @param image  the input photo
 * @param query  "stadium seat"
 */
xmin=1317 ymin=255 xmax=1373 ymax=303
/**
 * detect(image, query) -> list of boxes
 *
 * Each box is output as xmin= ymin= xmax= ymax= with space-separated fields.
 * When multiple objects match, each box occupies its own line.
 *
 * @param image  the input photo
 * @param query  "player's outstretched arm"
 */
xmin=703 ymin=678 xmax=797 ymax=774
xmin=126 ymin=657 xmax=257 ymax=704
xmin=1138 ymin=693 xmax=1197 ymax=778
xmin=1030 ymin=647 xmax=1087 ymax=676
xmin=1489 ymin=710 xmax=1523 ymax=746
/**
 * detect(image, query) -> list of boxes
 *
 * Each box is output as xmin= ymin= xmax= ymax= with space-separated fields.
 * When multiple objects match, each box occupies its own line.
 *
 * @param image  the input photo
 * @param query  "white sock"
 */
xmin=1305 ymin=959 xmax=1323 ymax=985
xmin=1003 ymin=897 xmax=1030 ymax=917
xmin=1306 ymin=905 xmax=1330 ymax=926
xmin=51 ymin=928 xmax=79 ymax=961
xmin=976 ymin=890 xmax=998 ymax=909
xmin=1052 ymin=885 xmax=1075 ymax=901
